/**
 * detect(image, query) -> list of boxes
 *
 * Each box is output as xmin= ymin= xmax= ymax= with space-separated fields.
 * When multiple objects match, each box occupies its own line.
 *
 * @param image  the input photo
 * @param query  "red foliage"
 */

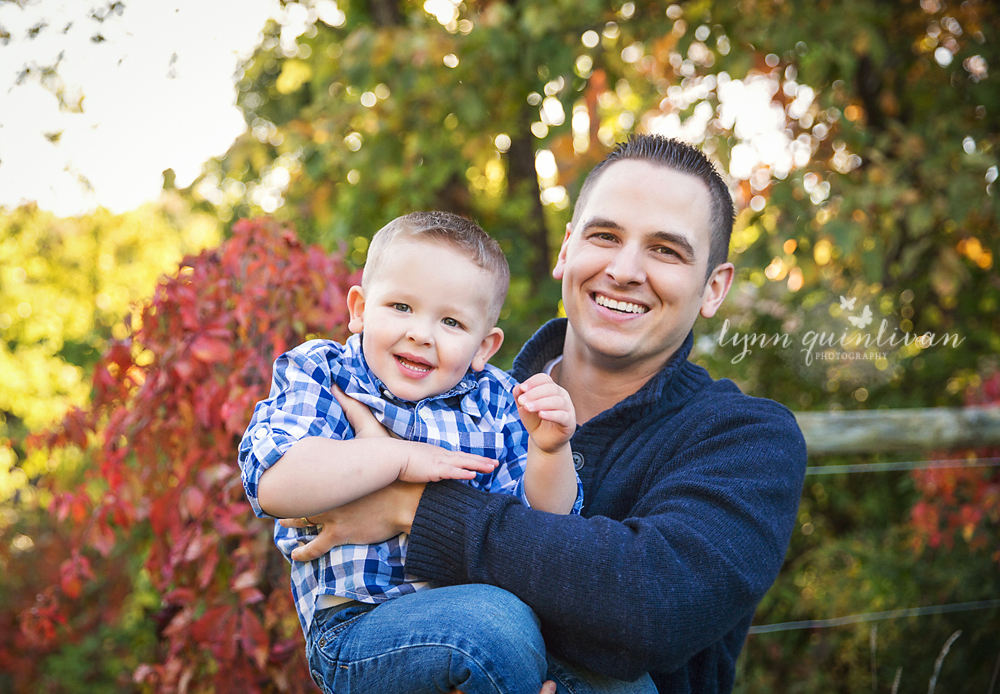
xmin=6 ymin=218 xmax=356 ymax=692
xmin=909 ymin=370 xmax=1000 ymax=560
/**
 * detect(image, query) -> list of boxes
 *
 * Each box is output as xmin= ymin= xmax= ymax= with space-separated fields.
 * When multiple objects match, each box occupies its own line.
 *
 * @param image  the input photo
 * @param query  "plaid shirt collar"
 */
xmin=337 ymin=333 xmax=490 ymax=422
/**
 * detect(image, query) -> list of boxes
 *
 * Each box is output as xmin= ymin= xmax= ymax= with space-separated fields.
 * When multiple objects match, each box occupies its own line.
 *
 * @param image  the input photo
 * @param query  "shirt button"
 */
xmin=572 ymin=452 xmax=585 ymax=470
xmin=253 ymin=426 xmax=267 ymax=441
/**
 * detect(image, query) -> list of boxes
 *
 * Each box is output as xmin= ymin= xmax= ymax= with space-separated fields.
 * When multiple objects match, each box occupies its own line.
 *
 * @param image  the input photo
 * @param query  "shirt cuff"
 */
xmin=405 ymin=480 xmax=486 ymax=586
xmin=240 ymin=422 xmax=297 ymax=519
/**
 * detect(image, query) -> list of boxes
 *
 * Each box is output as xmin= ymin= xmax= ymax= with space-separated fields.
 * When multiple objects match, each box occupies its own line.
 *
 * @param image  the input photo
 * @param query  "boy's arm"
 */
xmin=513 ymin=373 xmax=580 ymax=515
xmin=238 ymin=341 xmax=494 ymax=521
xmin=257 ymin=436 xmax=497 ymax=519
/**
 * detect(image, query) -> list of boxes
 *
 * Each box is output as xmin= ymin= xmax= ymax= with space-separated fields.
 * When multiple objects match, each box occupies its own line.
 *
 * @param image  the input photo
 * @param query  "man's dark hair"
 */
xmin=572 ymin=134 xmax=735 ymax=281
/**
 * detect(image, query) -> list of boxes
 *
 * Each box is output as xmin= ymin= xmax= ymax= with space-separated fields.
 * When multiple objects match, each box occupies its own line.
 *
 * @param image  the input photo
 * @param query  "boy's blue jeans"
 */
xmin=306 ymin=584 xmax=657 ymax=694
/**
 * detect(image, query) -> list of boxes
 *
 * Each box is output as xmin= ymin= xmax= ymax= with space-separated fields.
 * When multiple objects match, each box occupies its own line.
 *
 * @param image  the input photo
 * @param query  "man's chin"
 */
xmin=571 ymin=330 xmax=642 ymax=362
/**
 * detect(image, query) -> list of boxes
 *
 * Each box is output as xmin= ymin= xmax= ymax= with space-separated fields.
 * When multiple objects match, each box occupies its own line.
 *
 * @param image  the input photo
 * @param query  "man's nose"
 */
xmin=604 ymin=243 xmax=646 ymax=285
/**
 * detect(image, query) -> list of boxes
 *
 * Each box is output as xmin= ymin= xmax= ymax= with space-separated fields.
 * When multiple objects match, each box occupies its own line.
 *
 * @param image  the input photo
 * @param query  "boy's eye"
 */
xmin=392 ymin=303 xmax=411 ymax=312
xmin=442 ymin=317 xmax=462 ymax=328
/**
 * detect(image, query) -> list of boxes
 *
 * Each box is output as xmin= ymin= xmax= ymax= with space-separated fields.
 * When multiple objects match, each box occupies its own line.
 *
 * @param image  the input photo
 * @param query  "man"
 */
xmin=284 ymin=135 xmax=807 ymax=693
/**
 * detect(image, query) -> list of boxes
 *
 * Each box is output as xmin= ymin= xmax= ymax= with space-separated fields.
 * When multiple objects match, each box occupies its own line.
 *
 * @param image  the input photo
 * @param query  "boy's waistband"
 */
xmin=316 ymin=594 xmax=362 ymax=611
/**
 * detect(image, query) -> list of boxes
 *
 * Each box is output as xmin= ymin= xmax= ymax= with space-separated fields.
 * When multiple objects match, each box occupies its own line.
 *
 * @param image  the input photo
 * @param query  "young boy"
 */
xmin=238 ymin=211 xmax=582 ymax=694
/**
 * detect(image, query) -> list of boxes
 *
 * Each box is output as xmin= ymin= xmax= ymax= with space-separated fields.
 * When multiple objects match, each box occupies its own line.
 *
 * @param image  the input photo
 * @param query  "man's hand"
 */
xmin=280 ymin=480 xmax=425 ymax=562
xmin=513 ymin=373 xmax=576 ymax=454
xmin=333 ymin=384 xmax=392 ymax=439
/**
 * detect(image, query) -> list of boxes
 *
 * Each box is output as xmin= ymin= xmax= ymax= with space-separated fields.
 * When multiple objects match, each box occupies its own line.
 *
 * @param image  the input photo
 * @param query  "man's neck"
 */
xmin=551 ymin=340 xmax=676 ymax=424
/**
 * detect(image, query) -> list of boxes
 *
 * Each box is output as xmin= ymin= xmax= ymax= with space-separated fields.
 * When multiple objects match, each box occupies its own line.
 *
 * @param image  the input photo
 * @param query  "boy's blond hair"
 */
xmin=363 ymin=212 xmax=510 ymax=325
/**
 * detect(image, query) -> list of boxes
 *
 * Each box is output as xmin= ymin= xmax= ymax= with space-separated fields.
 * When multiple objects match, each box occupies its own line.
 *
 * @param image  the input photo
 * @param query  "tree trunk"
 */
xmin=367 ymin=0 xmax=401 ymax=27
xmin=506 ymin=112 xmax=550 ymax=295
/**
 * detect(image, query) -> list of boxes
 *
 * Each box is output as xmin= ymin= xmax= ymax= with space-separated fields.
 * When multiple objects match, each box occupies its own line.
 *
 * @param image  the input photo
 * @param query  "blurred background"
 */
xmin=1 ymin=0 xmax=998 ymax=691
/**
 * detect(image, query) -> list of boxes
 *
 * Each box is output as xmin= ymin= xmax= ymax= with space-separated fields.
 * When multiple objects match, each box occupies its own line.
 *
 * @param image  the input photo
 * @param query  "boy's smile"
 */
xmin=347 ymin=240 xmax=504 ymax=402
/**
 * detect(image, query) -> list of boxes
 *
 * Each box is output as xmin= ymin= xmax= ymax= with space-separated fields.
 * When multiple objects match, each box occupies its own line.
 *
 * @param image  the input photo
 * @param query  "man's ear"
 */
xmin=347 ymin=285 xmax=366 ymax=334
xmin=700 ymin=263 xmax=735 ymax=318
xmin=552 ymin=223 xmax=574 ymax=280
xmin=470 ymin=327 xmax=504 ymax=371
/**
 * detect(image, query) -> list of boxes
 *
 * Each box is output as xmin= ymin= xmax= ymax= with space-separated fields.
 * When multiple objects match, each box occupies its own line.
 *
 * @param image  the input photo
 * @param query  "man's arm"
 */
xmin=405 ymin=399 xmax=806 ymax=680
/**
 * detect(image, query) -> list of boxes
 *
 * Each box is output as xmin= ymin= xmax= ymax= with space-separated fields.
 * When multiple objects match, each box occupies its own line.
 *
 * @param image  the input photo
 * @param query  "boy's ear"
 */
xmin=552 ymin=223 xmax=573 ymax=280
xmin=470 ymin=327 xmax=504 ymax=372
xmin=347 ymin=286 xmax=366 ymax=334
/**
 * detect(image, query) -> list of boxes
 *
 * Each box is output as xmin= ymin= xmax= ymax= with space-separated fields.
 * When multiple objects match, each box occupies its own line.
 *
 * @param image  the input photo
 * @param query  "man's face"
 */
xmin=348 ymin=240 xmax=503 ymax=402
xmin=553 ymin=159 xmax=732 ymax=375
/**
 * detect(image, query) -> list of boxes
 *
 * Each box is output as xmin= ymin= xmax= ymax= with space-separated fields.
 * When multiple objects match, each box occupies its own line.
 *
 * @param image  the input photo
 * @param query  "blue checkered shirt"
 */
xmin=238 ymin=335 xmax=583 ymax=634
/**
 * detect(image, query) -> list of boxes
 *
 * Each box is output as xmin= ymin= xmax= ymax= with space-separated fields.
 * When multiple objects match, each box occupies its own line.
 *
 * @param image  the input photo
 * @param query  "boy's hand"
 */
xmin=398 ymin=441 xmax=497 ymax=483
xmin=513 ymin=373 xmax=576 ymax=454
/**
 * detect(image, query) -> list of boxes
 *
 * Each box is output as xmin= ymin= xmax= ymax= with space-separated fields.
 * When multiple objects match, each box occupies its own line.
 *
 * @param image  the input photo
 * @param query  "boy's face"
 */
xmin=347 ymin=239 xmax=504 ymax=402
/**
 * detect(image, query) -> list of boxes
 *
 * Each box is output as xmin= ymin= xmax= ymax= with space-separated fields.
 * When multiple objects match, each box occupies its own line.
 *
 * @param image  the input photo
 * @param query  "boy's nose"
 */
xmin=405 ymin=321 xmax=434 ymax=345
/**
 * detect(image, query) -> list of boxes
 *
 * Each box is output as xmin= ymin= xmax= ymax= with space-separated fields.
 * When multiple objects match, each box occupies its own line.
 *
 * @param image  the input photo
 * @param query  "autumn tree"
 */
xmin=1 ymin=218 xmax=356 ymax=692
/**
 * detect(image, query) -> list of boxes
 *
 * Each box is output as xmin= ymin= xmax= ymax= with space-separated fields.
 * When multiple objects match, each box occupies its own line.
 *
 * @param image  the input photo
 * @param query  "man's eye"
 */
xmin=654 ymin=246 xmax=680 ymax=258
xmin=392 ymin=303 xmax=411 ymax=312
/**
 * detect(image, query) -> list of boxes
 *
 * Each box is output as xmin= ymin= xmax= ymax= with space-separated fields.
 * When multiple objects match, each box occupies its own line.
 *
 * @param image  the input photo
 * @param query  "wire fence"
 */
xmin=749 ymin=599 xmax=1000 ymax=635
xmin=750 ymin=455 xmax=1000 ymax=635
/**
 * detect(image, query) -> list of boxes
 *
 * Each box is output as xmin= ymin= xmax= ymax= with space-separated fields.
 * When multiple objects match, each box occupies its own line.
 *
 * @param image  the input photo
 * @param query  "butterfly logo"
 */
xmin=848 ymin=305 xmax=873 ymax=329
xmin=839 ymin=296 xmax=857 ymax=311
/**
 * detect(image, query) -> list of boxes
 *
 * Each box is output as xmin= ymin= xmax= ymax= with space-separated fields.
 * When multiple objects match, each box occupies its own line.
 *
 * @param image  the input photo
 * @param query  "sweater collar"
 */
xmin=511 ymin=317 xmax=700 ymax=421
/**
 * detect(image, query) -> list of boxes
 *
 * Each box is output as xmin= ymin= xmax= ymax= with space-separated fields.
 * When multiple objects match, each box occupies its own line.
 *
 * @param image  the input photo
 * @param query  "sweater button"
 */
xmin=572 ymin=452 xmax=585 ymax=470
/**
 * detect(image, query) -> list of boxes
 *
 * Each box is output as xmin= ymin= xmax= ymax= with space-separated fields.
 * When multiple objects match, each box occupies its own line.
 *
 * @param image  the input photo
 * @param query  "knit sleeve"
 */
xmin=405 ymin=395 xmax=806 ymax=681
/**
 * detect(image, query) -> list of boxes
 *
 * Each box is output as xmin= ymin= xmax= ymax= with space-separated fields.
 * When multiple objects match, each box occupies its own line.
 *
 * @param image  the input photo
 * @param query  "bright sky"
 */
xmin=0 ymin=0 xmax=275 ymax=216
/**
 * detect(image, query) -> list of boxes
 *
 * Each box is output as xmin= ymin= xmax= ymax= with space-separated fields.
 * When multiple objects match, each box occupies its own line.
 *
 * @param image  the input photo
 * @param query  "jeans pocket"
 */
xmin=309 ymin=603 xmax=374 ymax=670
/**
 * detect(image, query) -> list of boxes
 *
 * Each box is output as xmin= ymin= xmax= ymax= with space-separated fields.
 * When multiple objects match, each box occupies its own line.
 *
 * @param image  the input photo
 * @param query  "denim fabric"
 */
xmin=546 ymin=654 xmax=657 ymax=694
xmin=307 ymin=584 xmax=546 ymax=694
xmin=306 ymin=584 xmax=656 ymax=694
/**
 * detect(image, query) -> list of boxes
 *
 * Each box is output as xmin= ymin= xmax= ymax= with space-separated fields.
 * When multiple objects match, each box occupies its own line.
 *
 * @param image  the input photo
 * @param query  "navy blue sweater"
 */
xmin=406 ymin=319 xmax=807 ymax=693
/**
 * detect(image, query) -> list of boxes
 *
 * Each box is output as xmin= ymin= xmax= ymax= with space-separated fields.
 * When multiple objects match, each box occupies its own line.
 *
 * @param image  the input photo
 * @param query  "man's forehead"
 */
xmin=575 ymin=164 xmax=712 ymax=242
xmin=579 ymin=159 xmax=711 ymax=216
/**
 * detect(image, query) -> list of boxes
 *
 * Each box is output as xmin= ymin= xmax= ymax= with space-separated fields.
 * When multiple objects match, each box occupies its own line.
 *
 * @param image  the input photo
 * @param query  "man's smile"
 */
xmin=593 ymin=292 xmax=650 ymax=315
